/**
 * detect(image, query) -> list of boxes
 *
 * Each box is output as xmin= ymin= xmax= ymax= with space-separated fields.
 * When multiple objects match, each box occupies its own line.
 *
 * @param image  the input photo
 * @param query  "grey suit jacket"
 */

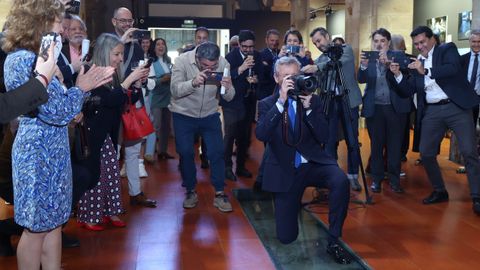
xmin=315 ymin=44 xmax=362 ymax=108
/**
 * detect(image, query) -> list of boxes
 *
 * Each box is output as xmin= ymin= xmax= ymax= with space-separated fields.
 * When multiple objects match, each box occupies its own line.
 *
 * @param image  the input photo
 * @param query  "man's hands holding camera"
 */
xmin=121 ymin=28 xmax=138 ymax=44
xmin=389 ymin=57 xmax=425 ymax=77
xmin=191 ymin=69 xmax=232 ymax=93
xmin=278 ymin=75 xmax=312 ymax=109
xmin=301 ymin=64 xmax=318 ymax=74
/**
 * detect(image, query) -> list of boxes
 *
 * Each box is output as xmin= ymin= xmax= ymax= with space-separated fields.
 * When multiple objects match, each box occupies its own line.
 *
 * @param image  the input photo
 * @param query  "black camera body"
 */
xmin=325 ymin=43 xmax=344 ymax=61
xmin=132 ymin=30 xmax=151 ymax=40
xmin=205 ymin=71 xmax=223 ymax=85
xmin=288 ymin=75 xmax=318 ymax=96
xmin=66 ymin=0 xmax=81 ymax=15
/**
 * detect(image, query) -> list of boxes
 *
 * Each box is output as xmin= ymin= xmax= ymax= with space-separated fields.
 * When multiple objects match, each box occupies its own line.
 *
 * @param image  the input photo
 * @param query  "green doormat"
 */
xmin=233 ymin=189 xmax=371 ymax=270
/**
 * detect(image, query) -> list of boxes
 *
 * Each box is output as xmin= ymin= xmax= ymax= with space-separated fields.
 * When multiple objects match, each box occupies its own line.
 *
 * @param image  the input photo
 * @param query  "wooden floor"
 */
xmin=1 ymin=128 xmax=480 ymax=269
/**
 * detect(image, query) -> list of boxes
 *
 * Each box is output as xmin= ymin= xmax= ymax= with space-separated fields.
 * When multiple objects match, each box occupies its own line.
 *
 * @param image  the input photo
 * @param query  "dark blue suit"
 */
xmin=222 ymin=48 xmax=263 ymax=172
xmin=358 ymin=58 xmax=412 ymax=188
xmin=460 ymin=51 xmax=480 ymax=126
xmin=257 ymin=48 xmax=277 ymax=100
xmin=256 ymin=93 xmax=350 ymax=244
xmin=57 ymin=42 xmax=75 ymax=88
xmin=388 ymin=42 xmax=480 ymax=198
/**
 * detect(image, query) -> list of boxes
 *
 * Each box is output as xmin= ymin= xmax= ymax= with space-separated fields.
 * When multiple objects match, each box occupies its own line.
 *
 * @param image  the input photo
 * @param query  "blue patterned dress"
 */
xmin=4 ymin=49 xmax=84 ymax=232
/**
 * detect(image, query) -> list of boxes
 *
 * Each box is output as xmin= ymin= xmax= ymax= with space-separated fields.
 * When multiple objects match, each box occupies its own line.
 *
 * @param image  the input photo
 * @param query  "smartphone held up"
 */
xmin=40 ymin=32 xmax=62 ymax=61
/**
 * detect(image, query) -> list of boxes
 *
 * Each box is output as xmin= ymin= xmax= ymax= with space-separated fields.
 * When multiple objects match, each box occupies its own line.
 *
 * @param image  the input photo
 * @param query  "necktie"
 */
xmin=288 ymin=99 xmax=302 ymax=168
xmin=470 ymin=53 xmax=478 ymax=88
xmin=271 ymin=49 xmax=277 ymax=58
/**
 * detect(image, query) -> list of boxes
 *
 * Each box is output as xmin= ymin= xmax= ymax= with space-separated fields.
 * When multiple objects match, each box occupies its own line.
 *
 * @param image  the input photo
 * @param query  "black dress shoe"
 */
xmin=370 ymin=183 xmax=381 ymax=193
xmin=252 ymin=181 xmax=262 ymax=191
xmin=326 ymin=243 xmax=352 ymax=265
xmin=422 ymin=190 xmax=449 ymax=204
xmin=236 ymin=168 xmax=253 ymax=178
xmin=158 ymin=152 xmax=175 ymax=159
xmin=391 ymin=185 xmax=405 ymax=194
xmin=225 ymin=168 xmax=237 ymax=181
xmin=473 ymin=198 xmax=480 ymax=215
xmin=130 ymin=192 xmax=157 ymax=208
xmin=62 ymin=232 xmax=80 ymax=248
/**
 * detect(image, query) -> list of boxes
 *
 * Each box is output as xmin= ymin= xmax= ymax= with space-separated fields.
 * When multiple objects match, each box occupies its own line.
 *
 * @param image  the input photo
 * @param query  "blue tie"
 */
xmin=288 ymin=99 xmax=302 ymax=168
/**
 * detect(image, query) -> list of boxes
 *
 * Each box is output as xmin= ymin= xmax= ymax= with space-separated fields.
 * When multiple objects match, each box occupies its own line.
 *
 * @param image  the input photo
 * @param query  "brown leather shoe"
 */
xmin=130 ymin=192 xmax=157 ymax=208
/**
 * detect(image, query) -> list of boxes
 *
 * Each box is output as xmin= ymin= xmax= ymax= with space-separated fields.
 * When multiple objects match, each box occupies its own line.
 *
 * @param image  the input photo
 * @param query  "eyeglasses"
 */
xmin=114 ymin=18 xmax=134 ymax=25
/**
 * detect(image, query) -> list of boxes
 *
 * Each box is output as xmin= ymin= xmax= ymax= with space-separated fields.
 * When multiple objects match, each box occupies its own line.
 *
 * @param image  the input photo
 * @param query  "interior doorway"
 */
xmin=148 ymin=27 xmax=230 ymax=64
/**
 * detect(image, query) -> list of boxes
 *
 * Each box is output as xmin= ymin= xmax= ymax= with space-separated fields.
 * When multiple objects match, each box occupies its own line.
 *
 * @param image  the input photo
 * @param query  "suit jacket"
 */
xmin=315 ymin=44 xmax=362 ymax=108
xmin=79 ymin=85 xmax=129 ymax=189
xmin=0 ymin=79 xmax=48 ymax=123
xmin=388 ymin=42 xmax=480 ymax=151
xmin=222 ymin=48 xmax=264 ymax=111
xmin=258 ymin=47 xmax=277 ymax=100
xmin=358 ymin=55 xmax=412 ymax=118
xmin=256 ymin=94 xmax=337 ymax=193
xmin=460 ymin=51 xmax=478 ymax=93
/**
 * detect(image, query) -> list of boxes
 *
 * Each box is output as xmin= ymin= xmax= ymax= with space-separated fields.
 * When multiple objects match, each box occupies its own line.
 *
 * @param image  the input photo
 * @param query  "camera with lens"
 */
xmin=66 ymin=0 xmax=81 ymax=15
xmin=288 ymin=75 xmax=318 ymax=96
xmin=325 ymin=43 xmax=344 ymax=61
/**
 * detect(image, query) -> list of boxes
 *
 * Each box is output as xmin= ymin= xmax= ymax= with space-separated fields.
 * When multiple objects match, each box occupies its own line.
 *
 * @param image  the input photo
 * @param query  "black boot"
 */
xmin=0 ymin=233 xmax=14 ymax=256
xmin=0 ymin=218 xmax=23 ymax=236
xmin=0 ymin=218 xmax=23 ymax=256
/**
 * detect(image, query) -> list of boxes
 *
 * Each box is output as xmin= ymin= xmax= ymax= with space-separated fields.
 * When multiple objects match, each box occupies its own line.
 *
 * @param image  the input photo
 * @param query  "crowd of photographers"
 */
xmin=1 ymin=0 xmax=480 ymax=268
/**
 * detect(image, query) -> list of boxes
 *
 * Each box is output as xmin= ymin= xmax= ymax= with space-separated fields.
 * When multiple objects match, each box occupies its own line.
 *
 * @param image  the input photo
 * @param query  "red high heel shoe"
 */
xmin=103 ymin=216 xmax=126 ymax=228
xmin=77 ymin=221 xmax=105 ymax=231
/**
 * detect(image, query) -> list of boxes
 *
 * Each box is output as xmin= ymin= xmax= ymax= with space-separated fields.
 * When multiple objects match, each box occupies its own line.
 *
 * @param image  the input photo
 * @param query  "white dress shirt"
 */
xmin=419 ymin=46 xmax=449 ymax=103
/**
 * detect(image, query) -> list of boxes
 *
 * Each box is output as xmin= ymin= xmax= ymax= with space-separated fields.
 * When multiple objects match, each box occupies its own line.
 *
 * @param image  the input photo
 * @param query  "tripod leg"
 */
xmin=338 ymin=98 xmax=373 ymax=204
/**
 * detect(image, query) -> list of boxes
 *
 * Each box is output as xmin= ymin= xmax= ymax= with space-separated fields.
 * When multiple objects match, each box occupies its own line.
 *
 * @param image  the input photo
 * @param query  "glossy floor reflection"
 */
xmin=234 ymin=189 xmax=370 ymax=270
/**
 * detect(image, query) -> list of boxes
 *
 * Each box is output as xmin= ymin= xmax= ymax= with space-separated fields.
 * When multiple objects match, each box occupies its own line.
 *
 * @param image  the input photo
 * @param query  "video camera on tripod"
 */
xmin=324 ymin=43 xmax=344 ymax=62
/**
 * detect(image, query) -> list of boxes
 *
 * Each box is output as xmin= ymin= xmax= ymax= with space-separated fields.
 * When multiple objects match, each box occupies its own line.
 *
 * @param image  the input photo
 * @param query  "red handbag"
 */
xmin=121 ymin=90 xmax=154 ymax=141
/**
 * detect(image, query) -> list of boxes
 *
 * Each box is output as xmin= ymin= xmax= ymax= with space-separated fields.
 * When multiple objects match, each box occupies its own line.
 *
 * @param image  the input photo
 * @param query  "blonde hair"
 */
xmin=2 ymin=0 xmax=64 ymax=53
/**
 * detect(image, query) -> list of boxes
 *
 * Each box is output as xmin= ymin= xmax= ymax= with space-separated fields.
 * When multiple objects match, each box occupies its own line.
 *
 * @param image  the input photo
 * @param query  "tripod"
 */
xmin=318 ymin=58 xmax=374 ymax=205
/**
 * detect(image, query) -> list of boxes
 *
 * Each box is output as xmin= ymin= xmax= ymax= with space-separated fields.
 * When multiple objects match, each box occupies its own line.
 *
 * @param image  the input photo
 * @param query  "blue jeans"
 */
xmin=172 ymin=112 xmax=225 ymax=192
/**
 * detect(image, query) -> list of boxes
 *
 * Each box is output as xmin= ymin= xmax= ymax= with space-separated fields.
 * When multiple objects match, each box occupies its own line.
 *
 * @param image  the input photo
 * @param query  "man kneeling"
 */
xmin=255 ymin=56 xmax=351 ymax=264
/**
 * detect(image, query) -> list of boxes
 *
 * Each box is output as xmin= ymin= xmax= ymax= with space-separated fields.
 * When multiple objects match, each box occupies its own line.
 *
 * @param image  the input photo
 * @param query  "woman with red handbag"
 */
xmin=76 ymin=33 xmax=150 ymax=230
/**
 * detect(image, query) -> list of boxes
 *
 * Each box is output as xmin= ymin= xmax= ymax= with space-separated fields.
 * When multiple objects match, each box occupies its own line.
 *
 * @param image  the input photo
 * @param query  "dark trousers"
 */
xmin=172 ymin=112 xmax=225 ymax=192
xmin=325 ymin=102 xmax=361 ymax=175
xmin=472 ymin=103 xmax=480 ymax=128
xmin=273 ymin=163 xmax=350 ymax=244
xmin=366 ymin=104 xmax=407 ymax=187
xmin=401 ymin=112 xmax=413 ymax=157
xmin=420 ymin=103 xmax=480 ymax=198
xmin=223 ymin=108 xmax=249 ymax=169
xmin=256 ymin=143 xmax=269 ymax=184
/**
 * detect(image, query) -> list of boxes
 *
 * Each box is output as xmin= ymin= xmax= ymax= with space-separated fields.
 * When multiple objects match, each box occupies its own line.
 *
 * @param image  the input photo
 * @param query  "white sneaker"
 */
xmin=139 ymin=159 xmax=148 ymax=178
xmin=120 ymin=164 xmax=126 ymax=178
